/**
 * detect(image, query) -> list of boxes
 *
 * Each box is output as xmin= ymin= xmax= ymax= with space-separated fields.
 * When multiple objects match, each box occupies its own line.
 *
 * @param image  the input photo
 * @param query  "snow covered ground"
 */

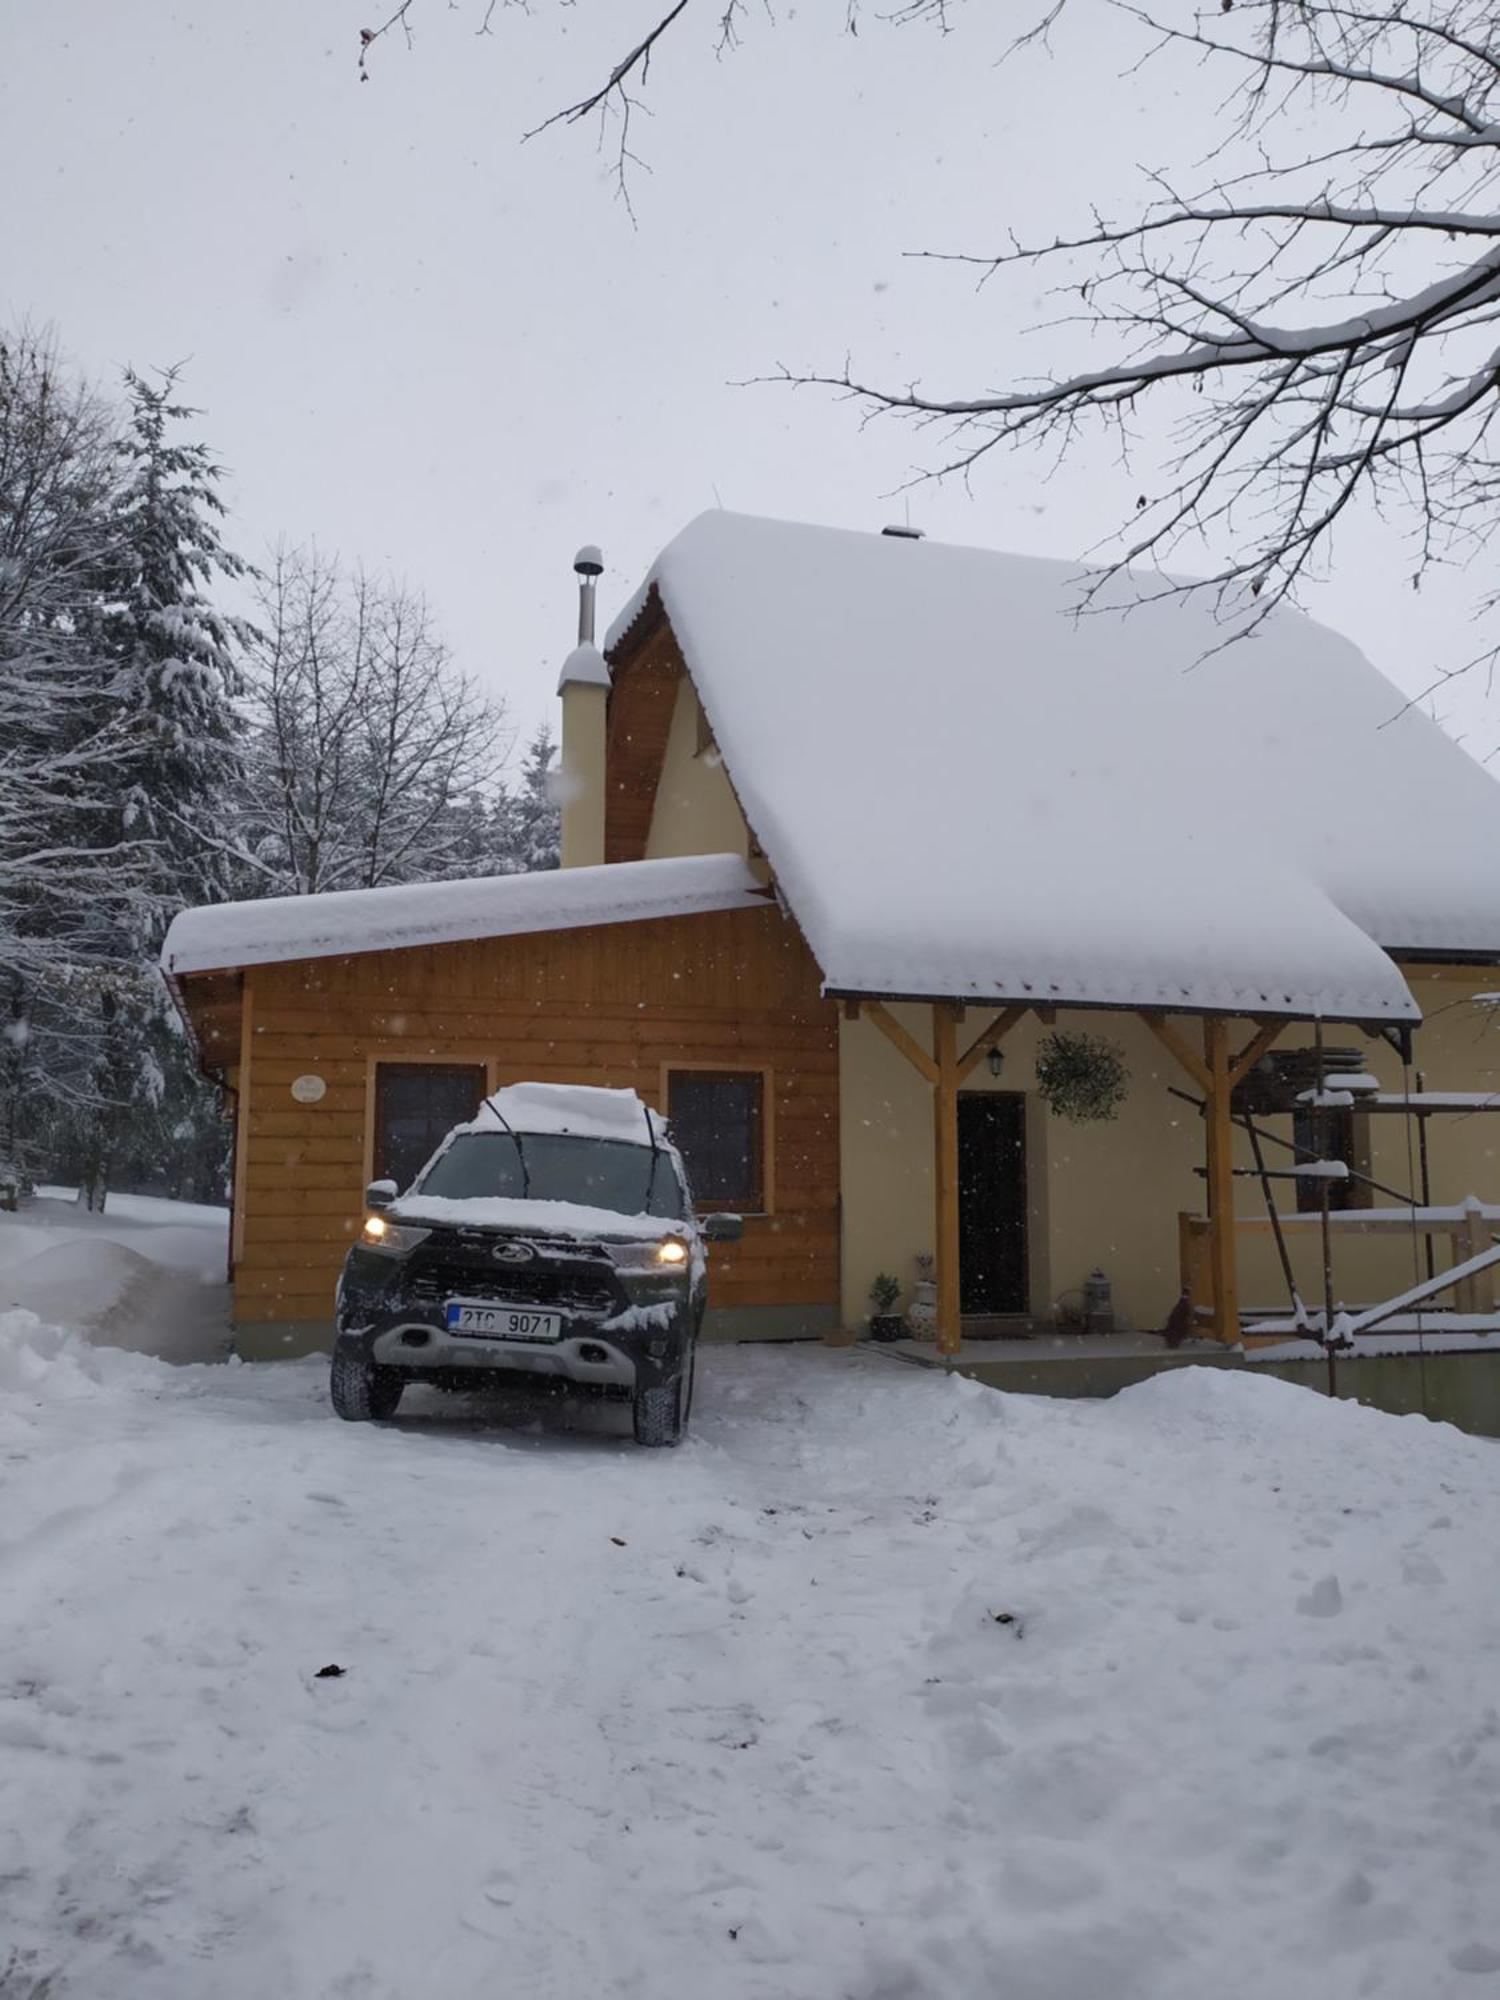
xmin=3 ymin=1304 xmax=1499 ymax=1999
xmin=0 ymin=1189 xmax=230 ymax=1364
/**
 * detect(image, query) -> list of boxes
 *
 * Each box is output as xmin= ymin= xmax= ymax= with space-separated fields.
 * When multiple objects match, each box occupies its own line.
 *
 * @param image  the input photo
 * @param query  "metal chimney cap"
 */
xmin=573 ymin=543 xmax=605 ymax=577
xmin=881 ymin=524 xmax=925 ymax=540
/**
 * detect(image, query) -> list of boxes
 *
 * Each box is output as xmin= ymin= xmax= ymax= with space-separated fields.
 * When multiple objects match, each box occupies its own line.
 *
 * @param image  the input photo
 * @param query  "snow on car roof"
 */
xmin=606 ymin=512 xmax=1500 ymax=1024
xmin=160 ymin=853 xmax=764 ymax=977
xmin=464 ymin=1083 xmax=670 ymax=1148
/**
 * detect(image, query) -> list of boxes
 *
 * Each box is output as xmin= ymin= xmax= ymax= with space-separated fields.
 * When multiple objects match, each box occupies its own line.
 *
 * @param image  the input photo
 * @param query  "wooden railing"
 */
xmin=1179 ymin=1197 xmax=1500 ymax=1330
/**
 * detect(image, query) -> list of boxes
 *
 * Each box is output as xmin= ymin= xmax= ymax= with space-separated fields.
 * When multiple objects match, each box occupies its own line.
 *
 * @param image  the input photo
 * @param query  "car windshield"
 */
xmin=415 ymin=1132 xmax=685 ymax=1220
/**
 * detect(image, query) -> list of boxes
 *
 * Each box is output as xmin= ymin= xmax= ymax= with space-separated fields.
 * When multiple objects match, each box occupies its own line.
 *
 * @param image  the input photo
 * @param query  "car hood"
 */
xmin=386 ymin=1195 xmax=687 ymax=1243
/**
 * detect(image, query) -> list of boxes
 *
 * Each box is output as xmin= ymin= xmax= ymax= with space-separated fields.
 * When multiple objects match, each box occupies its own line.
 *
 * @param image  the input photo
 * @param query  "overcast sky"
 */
xmin=4 ymin=1 xmax=1495 ymax=765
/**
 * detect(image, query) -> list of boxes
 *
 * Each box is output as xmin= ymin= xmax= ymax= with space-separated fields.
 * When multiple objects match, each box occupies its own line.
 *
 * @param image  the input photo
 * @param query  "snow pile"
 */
xmin=3 ymin=1337 xmax=1499 ymax=1997
xmin=0 ymin=1307 xmax=111 ymax=1398
xmin=609 ymin=512 xmax=1500 ymax=1021
xmin=161 ymin=852 xmax=764 ymax=976
xmin=471 ymin=1080 xmax=668 ymax=1146
xmin=0 ymin=1189 xmax=230 ymax=1363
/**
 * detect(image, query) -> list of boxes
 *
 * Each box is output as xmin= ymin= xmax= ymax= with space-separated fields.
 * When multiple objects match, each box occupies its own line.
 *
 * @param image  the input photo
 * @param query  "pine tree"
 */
xmin=499 ymin=725 xmax=561 ymax=875
xmin=59 ymin=368 xmax=253 ymax=1208
xmin=100 ymin=368 xmax=252 ymax=919
xmin=0 ymin=328 xmax=132 ymax=1192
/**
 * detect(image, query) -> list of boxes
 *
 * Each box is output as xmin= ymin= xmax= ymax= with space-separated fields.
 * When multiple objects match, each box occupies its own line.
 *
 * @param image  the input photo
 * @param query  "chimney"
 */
xmin=574 ymin=542 xmax=604 ymax=641
xmin=556 ymin=543 xmax=610 ymax=870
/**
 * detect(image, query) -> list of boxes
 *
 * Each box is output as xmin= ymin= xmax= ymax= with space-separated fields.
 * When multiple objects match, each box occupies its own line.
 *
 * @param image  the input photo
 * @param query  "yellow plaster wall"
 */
xmin=837 ymin=973 xmax=1500 ymax=1333
xmin=558 ymin=682 xmax=607 ymax=868
xmin=644 ymin=679 xmax=750 ymax=861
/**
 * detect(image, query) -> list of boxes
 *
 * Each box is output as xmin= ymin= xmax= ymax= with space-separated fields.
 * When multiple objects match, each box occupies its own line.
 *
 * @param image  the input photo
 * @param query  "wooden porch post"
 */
xmin=933 ymin=1003 xmax=962 ymax=1356
xmin=1203 ymin=1016 xmax=1239 ymax=1344
xmin=859 ymin=997 xmax=1028 ymax=1358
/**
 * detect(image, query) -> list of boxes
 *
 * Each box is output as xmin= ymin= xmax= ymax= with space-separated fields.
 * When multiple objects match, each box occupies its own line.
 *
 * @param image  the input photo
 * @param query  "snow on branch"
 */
xmin=781 ymin=1 xmax=1500 ymax=658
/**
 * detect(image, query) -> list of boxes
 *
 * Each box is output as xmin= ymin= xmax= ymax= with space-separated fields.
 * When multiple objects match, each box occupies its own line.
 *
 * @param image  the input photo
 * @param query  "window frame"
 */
xmin=1291 ymin=1103 xmax=1373 ymax=1214
xmin=364 ymin=1054 xmax=495 ymax=1192
xmin=661 ymin=1062 xmax=773 ymax=1217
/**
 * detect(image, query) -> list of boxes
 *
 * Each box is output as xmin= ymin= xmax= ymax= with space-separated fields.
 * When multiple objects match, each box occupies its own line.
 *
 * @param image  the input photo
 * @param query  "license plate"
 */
xmin=445 ymin=1303 xmax=562 ymax=1342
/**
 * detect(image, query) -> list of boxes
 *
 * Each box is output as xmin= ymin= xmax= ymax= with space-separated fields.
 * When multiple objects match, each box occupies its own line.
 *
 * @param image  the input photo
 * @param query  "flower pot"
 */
xmin=868 ymin=1314 xmax=906 ymax=1343
xmin=905 ymin=1280 xmax=938 ymax=1341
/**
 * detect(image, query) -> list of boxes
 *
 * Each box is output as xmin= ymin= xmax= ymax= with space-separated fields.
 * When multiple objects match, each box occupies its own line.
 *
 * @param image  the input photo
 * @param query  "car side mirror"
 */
xmin=702 ymin=1212 xmax=742 ymax=1243
xmin=365 ymin=1179 xmax=398 ymax=1211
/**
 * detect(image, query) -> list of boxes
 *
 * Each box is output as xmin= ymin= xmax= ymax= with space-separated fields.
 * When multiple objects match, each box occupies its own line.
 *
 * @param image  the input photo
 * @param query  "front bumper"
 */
xmin=336 ymin=1232 xmax=696 ymax=1392
xmin=335 ymin=1298 xmax=693 ymax=1393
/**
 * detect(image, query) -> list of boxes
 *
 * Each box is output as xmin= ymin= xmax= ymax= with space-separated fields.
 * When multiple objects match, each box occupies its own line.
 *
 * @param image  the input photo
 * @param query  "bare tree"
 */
xmin=793 ymin=5 xmax=1500 ymax=663
xmin=237 ymin=545 xmax=511 ymax=896
xmin=354 ymin=2 xmax=1500 ymax=671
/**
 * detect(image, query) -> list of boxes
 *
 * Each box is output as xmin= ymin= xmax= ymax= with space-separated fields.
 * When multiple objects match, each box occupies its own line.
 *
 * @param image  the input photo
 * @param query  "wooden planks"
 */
xmin=234 ymin=901 xmax=840 ymax=1327
xmin=933 ymin=1005 xmax=962 ymax=1356
xmin=1203 ymin=1017 xmax=1240 ymax=1344
xmin=603 ymin=607 xmax=684 ymax=864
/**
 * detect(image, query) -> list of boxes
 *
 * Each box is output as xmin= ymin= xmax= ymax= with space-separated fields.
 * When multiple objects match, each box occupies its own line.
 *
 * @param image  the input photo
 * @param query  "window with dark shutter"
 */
xmin=374 ymin=1064 xmax=486 ymax=1192
xmin=1291 ymin=1104 xmax=1371 ymax=1213
xmin=667 ymin=1069 xmax=765 ymax=1212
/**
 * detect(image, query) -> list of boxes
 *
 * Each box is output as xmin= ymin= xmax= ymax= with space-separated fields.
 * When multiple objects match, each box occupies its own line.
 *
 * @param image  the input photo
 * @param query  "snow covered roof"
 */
xmin=160 ymin=853 xmax=764 ymax=977
xmin=607 ymin=512 xmax=1500 ymax=1024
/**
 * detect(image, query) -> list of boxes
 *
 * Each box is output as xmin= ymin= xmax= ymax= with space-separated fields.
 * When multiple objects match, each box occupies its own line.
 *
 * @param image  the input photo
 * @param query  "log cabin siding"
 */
xmin=231 ymin=903 xmax=838 ymax=1330
xmin=603 ymin=604 xmax=683 ymax=864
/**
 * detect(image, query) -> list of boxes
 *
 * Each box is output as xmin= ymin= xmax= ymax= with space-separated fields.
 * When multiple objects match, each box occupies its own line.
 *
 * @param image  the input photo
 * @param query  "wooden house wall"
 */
xmin=604 ymin=604 xmax=683 ymax=864
xmin=231 ymin=904 xmax=839 ymax=1329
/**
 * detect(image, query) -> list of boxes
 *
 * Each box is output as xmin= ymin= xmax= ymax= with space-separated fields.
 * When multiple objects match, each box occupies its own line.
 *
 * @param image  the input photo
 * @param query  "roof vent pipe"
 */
xmin=574 ymin=544 xmax=604 ymax=644
xmin=881 ymin=524 xmax=925 ymax=540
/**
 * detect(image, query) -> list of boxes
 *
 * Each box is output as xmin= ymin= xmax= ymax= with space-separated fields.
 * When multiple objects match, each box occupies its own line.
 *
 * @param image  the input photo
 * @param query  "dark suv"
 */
xmin=330 ymin=1082 xmax=739 ymax=1445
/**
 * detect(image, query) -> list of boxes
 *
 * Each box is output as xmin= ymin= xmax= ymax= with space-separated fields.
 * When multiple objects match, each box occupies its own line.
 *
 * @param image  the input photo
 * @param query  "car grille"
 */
xmin=399 ymin=1235 xmax=621 ymax=1317
xmin=403 ymin=1268 xmax=618 ymax=1315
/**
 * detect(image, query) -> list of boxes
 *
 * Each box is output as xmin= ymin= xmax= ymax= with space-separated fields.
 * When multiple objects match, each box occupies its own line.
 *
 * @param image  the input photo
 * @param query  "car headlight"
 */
xmin=358 ymin=1214 xmax=431 ymax=1257
xmin=609 ymin=1236 xmax=691 ymax=1273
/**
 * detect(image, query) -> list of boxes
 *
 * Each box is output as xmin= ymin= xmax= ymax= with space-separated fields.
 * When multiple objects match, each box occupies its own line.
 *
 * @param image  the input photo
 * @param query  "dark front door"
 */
xmin=958 ymin=1093 xmax=1028 ymax=1315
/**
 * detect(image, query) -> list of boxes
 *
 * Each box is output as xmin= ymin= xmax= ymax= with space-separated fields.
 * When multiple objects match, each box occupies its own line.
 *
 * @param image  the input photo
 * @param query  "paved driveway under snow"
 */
xmin=2 ymin=1321 xmax=1499 ymax=2000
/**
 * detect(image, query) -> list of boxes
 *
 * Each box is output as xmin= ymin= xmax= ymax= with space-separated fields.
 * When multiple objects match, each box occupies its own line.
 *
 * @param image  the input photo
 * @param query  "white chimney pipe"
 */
xmin=558 ymin=544 xmax=609 ymax=869
xmin=574 ymin=544 xmax=604 ymax=645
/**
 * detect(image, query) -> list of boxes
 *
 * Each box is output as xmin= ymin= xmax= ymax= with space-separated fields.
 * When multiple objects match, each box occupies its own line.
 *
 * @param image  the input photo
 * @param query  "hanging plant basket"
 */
xmin=1035 ymin=1031 xmax=1130 ymax=1124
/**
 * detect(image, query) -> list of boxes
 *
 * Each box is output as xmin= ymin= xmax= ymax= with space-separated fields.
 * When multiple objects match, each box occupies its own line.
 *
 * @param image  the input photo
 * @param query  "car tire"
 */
xmin=633 ymin=1351 xmax=693 ymax=1447
xmin=330 ymin=1347 xmax=404 ymax=1422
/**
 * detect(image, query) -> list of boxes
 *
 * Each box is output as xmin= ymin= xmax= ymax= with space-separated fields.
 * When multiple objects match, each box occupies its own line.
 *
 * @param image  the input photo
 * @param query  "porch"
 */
xmin=837 ymin=971 xmax=1500 ymax=1385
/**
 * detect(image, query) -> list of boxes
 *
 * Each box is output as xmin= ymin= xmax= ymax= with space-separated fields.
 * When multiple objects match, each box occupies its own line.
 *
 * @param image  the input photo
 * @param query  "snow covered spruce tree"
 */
xmin=0 ymin=328 xmax=137 ymax=1196
xmin=58 ymin=368 xmax=254 ymax=1210
xmin=496 ymin=724 xmax=561 ymax=875
xmin=235 ymin=543 xmax=514 ymax=895
xmin=0 ymin=336 xmax=251 ymax=1207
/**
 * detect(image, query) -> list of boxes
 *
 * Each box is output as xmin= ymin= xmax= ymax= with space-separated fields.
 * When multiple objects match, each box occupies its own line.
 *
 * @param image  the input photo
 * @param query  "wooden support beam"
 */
xmin=1228 ymin=1019 xmax=1284 ymax=1094
xmin=1140 ymin=1013 xmax=1213 ymax=1096
xmin=863 ymin=1002 xmax=940 ymax=1086
xmin=230 ymin=975 xmax=253 ymax=1273
xmin=933 ymin=1003 xmax=962 ymax=1356
xmin=956 ymin=1004 xmax=1030 ymax=1082
xmin=1203 ymin=1017 xmax=1240 ymax=1345
xmin=842 ymin=997 xmax=862 ymax=1022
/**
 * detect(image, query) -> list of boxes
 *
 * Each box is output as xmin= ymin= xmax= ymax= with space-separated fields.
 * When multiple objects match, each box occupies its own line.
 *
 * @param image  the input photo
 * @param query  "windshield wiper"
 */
xmin=643 ymin=1099 xmax=662 ymax=1216
xmin=486 ymin=1097 xmax=530 ymax=1199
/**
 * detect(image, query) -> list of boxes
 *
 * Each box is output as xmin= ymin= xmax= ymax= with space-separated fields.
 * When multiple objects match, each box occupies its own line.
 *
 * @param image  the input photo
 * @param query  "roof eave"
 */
xmin=823 ymin=984 xmax=1420 ymax=1035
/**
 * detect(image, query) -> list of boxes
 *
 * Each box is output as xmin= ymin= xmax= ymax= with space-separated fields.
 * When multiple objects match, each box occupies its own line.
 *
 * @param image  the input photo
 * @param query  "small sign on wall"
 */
xmin=290 ymin=1074 xmax=327 ymax=1105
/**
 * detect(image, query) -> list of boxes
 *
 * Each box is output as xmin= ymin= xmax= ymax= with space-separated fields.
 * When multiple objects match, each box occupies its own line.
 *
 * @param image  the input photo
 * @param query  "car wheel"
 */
xmin=330 ymin=1347 xmax=404 ymax=1422
xmin=633 ymin=1355 xmax=691 ymax=1447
